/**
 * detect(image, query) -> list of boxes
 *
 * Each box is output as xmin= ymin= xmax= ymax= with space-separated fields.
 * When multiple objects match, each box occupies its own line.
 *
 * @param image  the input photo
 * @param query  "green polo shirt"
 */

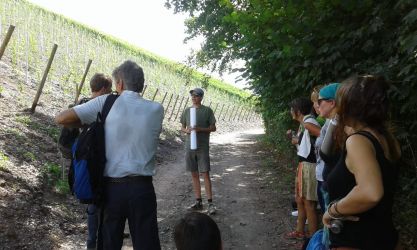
xmin=180 ymin=105 xmax=216 ymax=151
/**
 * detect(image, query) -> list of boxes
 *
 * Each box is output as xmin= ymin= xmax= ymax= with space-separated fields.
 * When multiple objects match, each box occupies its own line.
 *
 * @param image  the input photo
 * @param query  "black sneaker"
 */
xmin=188 ymin=201 xmax=203 ymax=211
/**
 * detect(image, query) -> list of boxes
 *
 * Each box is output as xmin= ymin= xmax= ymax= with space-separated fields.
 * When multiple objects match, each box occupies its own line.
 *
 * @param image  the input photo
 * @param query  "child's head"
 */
xmin=289 ymin=97 xmax=313 ymax=121
xmin=174 ymin=212 xmax=222 ymax=250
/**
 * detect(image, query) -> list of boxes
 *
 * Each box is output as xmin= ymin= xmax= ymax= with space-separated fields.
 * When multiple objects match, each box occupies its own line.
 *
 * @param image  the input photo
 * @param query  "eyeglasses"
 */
xmin=191 ymin=94 xmax=202 ymax=97
xmin=318 ymin=98 xmax=331 ymax=105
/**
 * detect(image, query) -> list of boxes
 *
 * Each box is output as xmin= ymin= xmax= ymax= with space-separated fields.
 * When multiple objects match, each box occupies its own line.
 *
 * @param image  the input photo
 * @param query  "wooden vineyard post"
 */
xmin=152 ymin=88 xmax=159 ymax=101
xmin=74 ymin=59 xmax=92 ymax=104
xmin=169 ymin=94 xmax=179 ymax=120
xmin=160 ymin=91 xmax=168 ymax=105
xmin=141 ymin=85 xmax=148 ymax=97
xmin=233 ymin=106 xmax=242 ymax=121
xmin=213 ymin=103 xmax=219 ymax=115
xmin=222 ymin=105 xmax=230 ymax=121
xmin=30 ymin=43 xmax=58 ymax=113
xmin=208 ymin=101 xmax=212 ymax=107
xmin=164 ymin=93 xmax=174 ymax=115
xmin=0 ymin=25 xmax=15 ymax=61
xmin=174 ymin=96 xmax=185 ymax=121
xmin=238 ymin=108 xmax=246 ymax=121
xmin=180 ymin=97 xmax=190 ymax=118
xmin=246 ymin=108 xmax=253 ymax=121
xmin=217 ymin=104 xmax=225 ymax=121
xmin=228 ymin=106 xmax=237 ymax=122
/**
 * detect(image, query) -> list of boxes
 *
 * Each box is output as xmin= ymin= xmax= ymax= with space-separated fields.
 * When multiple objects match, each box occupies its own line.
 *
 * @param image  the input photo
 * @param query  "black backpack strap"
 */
xmin=100 ymin=93 xmax=119 ymax=122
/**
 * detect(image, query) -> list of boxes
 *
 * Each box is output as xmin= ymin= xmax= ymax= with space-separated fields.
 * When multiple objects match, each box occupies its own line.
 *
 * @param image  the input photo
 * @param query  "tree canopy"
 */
xmin=166 ymin=0 xmax=417 ymax=137
xmin=166 ymin=0 xmax=417 ymax=247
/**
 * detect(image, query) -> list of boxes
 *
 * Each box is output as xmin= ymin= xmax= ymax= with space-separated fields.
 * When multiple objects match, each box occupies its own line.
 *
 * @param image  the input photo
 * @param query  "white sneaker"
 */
xmin=207 ymin=203 xmax=216 ymax=215
xmin=291 ymin=210 xmax=298 ymax=217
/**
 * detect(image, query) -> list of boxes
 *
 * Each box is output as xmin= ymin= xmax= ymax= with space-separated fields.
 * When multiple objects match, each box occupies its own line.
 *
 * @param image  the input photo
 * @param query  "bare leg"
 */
xmin=295 ymin=195 xmax=307 ymax=233
xmin=202 ymin=171 xmax=212 ymax=200
xmin=191 ymin=171 xmax=202 ymax=199
xmin=304 ymin=200 xmax=318 ymax=236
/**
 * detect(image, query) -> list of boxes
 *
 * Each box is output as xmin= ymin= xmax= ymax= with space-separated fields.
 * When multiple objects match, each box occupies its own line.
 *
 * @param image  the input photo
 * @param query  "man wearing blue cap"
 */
xmin=180 ymin=87 xmax=217 ymax=215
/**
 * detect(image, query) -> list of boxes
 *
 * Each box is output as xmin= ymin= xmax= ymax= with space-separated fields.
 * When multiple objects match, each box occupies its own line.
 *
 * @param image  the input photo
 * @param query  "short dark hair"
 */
xmin=289 ymin=97 xmax=313 ymax=116
xmin=112 ymin=60 xmax=144 ymax=92
xmin=174 ymin=212 xmax=222 ymax=250
xmin=90 ymin=73 xmax=112 ymax=92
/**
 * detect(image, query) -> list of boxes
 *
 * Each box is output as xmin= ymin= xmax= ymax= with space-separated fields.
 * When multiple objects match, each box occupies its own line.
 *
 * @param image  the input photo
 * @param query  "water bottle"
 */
xmin=330 ymin=219 xmax=344 ymax=234
xmin=321 ymin=116 xmax=338 ymax=156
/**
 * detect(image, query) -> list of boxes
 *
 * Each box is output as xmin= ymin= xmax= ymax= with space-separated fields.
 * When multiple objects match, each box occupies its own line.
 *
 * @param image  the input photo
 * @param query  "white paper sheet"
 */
xmin=190 ymin=107 xmax=197 ymax=150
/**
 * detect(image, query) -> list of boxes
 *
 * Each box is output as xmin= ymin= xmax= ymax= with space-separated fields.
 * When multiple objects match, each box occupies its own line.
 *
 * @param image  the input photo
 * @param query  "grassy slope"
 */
xmin=22 ymin=0 xmax=251 ymax=100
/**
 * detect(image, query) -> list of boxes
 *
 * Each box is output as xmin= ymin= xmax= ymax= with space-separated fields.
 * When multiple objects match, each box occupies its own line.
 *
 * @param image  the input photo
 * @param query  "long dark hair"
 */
xmin=335 ymin=75 xmax=400 ymax=160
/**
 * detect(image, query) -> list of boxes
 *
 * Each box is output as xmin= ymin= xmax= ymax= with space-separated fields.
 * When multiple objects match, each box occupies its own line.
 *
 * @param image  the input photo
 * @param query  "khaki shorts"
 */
xmin=296 ymin=161 xmax=318 ymax=201
xmin=185 ymin=149 xmax=210 ymax=173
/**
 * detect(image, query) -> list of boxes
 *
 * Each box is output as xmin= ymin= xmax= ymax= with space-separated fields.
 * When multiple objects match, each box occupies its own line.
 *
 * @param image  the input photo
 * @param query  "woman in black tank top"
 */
xmin=322 ymin=75 xmax=402 ymax=250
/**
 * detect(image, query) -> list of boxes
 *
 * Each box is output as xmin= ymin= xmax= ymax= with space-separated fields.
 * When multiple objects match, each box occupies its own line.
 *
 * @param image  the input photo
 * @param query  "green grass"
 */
xmin=28 ymin=120 xmax=60 ymax=141
xmin=22 ymin=151 xmax=36 ymax=162
xmin=14 ymin=115 xmax=31 ymax=126
xmin=0 ymin=151 xmax=10 ymax=172
xmin=0 ymin=0 xmax=256 ymax=118
xmin=55 ymin=179 xmax=70 ymax=194
xmin=43 ymin=162 xmax=61 ymax=178
xmin=42 ymin=162 xmax=71 ymax=195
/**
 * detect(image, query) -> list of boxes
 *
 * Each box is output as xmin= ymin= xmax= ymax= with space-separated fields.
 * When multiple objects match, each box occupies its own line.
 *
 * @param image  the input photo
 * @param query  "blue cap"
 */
xmin=319 ymin=83 xmax=340 ymax=100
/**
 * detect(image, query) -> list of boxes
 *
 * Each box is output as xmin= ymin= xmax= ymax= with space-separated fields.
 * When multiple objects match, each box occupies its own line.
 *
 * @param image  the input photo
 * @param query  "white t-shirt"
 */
xmin=73 ymin=91 xmax=164 ymax=177
xmin=297 ymin=116 xmax=320 ymax=159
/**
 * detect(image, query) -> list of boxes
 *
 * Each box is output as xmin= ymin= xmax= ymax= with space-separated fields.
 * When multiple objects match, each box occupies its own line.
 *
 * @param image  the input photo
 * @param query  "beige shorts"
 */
xmin=296 ymin=161 xmax=318 ymax=201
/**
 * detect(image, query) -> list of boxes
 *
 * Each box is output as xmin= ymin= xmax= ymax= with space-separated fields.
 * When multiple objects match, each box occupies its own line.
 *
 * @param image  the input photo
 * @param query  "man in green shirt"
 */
xmin=180 ymin=88 xmax=217 ymax=215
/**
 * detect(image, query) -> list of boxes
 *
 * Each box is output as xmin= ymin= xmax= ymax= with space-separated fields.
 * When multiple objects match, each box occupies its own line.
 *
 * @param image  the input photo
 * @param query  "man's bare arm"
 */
xmin=55 ymin=109 xmax=82 ymax=128
xmin=194 ymin=124 xmax=216 ymax=133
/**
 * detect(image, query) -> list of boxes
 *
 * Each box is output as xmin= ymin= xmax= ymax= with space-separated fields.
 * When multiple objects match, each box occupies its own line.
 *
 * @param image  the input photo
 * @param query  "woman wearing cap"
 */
xmin=313 ymin=83 xmax=340 ymax=248
xmin=323 ymin=75 xmax=401 ymax=249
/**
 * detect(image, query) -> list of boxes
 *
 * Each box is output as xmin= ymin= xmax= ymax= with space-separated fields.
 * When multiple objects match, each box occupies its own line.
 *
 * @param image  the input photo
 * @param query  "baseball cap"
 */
xmin=319 ymin=83 xmax=340 ymax=100
xmin=189 ymin=88 xmax=204 ymax=97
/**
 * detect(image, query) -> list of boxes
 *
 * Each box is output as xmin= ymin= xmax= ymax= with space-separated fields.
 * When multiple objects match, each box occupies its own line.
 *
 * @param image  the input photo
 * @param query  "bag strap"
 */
xmin=99 ymin=93 xmax=119 ymax=123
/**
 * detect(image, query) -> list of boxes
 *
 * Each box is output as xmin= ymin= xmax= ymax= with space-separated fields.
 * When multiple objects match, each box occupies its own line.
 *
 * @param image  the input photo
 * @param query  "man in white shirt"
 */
xmin=55 ymin=60 xmax=163 ymax=250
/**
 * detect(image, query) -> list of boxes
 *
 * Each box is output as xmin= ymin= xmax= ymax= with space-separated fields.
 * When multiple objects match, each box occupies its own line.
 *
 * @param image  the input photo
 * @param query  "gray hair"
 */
xmin=112 ymin=60 xmax=144 ymax=92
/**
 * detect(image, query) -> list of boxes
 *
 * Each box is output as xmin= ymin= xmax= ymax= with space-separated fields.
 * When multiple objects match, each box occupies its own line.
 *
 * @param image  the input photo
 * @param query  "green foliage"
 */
xmin=0 ymin=151 xmax=10 ymax=172
xmin=14 ymin=115 xmax=31 ymax=126
xmin=22 ymin=151 xmax=36 ymax=162
xmin=55 ymin=179 xmax=70 ymax=194
xmin=166 ymin=0 xmax=417 ymax=247
xmin=43 ymin=162 xmax=61 ymax=178
xmin=0 ymin=0 xmax=252 ymax=113
xmin=42 ymin=162 xmax=69 ymax=194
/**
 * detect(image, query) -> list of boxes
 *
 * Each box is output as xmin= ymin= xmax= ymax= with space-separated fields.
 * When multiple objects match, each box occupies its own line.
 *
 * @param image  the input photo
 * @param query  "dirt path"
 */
xmin=0 ymin=64 xmax=298 ymax=249
xmin=122 ymin=128 xmax=297 ymax=250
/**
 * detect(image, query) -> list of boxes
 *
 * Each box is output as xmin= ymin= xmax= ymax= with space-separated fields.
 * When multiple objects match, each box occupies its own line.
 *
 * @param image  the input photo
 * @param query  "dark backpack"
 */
xmin=58 ymin=98 xmax=90 ymax=158
xmin=68 ymin=93 xmax=119 ymax=205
